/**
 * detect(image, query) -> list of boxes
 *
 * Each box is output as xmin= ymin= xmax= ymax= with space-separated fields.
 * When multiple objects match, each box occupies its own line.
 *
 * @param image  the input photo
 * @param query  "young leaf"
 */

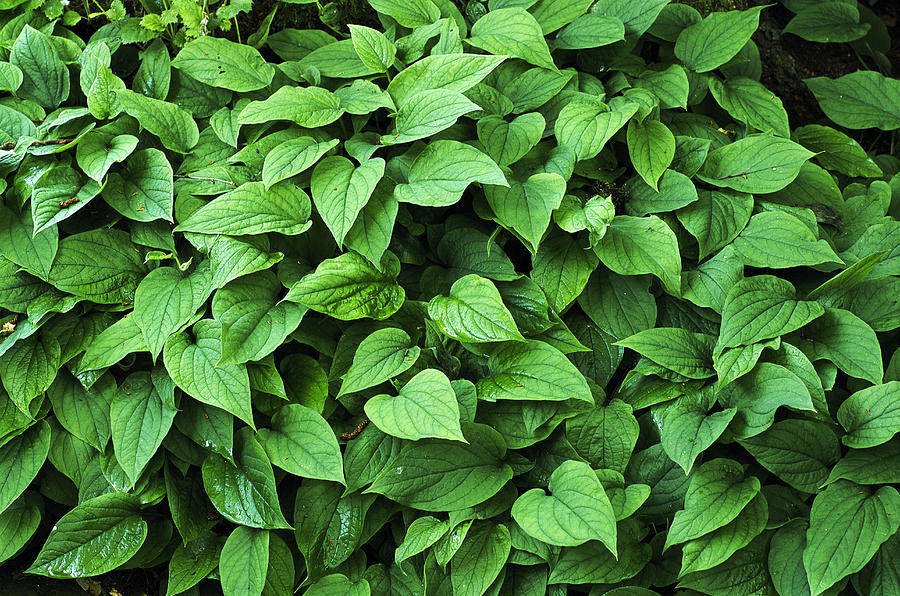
xmin=617 ymin=328 xmax=715 ymax=379
xmin=627 ymin=119 xmax=675 ymax=192
xmin=238 ymin=86 xmax=344 ymax=127
xmin=592 ymin=215 xmax=682 ymax=293
xmin=10 ymin=25 xmax=69 ymax=109
xmin=339 ymin=328 xmax=420 ymax=396
xmin=485 ymin=173 xmax=567 ymax=254
xmin=134 ymin=265 xmax=210 ymax=362
xmin=116 ymin=89 xmax=199 ymax=153
xmin=365 ymin=369 xmax=466 ymax=442
xmin=349 ymin=24 xmax=396 ymax=72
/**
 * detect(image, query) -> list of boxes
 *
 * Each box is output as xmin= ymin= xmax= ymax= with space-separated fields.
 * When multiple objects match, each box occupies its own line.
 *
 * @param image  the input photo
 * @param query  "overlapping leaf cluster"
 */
xmin=1 ymin=0 xmax=900 ymax=594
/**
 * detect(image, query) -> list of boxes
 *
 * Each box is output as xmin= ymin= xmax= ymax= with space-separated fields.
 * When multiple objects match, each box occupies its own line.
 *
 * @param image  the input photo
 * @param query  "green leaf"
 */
xmin=213 ymin=271 xmax=304 ymax=365
xmin=48 ymin=229 xmax=148 ymax=304
xmin=285 ymin=251 xmax=405 ymax=321
xmin=47 ymin=372 xmax=113 ymax=452
xmin=676 ymin=189 xmax=752 ymax=259
xmin=393 ymin=140 xmax=507 ymax=207
xmin=805 ymin=70 xmax=900 ymax=131
xmin=578 ymin=269 xmax=656 ymax=341
xmin=163 ymin=319 xmax=254 ymax=428
xmin=31 ymin=168 xmax=102 ymax=236
xmin=176 ymin=181 xmax=312 ymax=236
xmin=592 ymin=215 xmax=682 ymax=293
xmin=385 ymin=90 xmax=480 ymax=145
xmin=555 ymin=98 xmax=636 ymax=160
xmin=468 ymin=8 xmax=556 ymax=71
xmin=111 ymin=371 xmax=177 ymax=487
xmin=794 ymin=124 xmax=883 ymax=177
xmin=0 ymin=421 xmax=50 ymax=515
xmin=476 ymin=112 xmax=544 ymax=166
xmin=134 ymin=265 xmax=210 ymax=361
xmin=387 ymin=53 xmax=505 ymax=105
xmin=0 ymin=333 xmax=62 ymax=417
xmin=311 ymin=156 xmax=385 ymax=247
xmin=716 ymin=362 xmax=815 ymax=439
xmin=339 ymin=328 xmax=420 ymax=396
xmin=262 ymin=137 xmax=339 ymax=189
xmin=627 ymin=119 xmax=674 ymax=192
xmin=133 ymin=38 xmax=171 ymax=100
xmin=718 ymin=275 xmax=824 ymax=349
xmin=103 ymin=148 xmax=174 ymax=222
xmin=476 ymin=340 xmax=593 ymax=403
xmin=664 ymin=458 xmax=760 ymax=550
xmin=485 ymin=172 xmax=566 ymax=252
xmin=451 ymin=522 xmax=511 ymax=596
xmin=349 ymin=24 xmax=396 ymax=72
xmin=366 ymin=423 xmax=513 ymax=511
xmin=837 ymin=382 xmax=900 ymax=448
xmin=428 ymin=274 xmax=524 ymax=343
xmin=86 ymin=66 xmax=125 ymax=120
xmin=784 ymin=3 xmax=869 ymax=43
xmin=202 ymin=427 xmax=292 ymax=529
xmin=554 ymin=14 xmax=625 ymax=49
xmin=512 ymin=460 xmax=616 ymax=551
xmin=238 ymin=86 xmax=343 ymax=127
xmin=396 ymin=516 xmax=450 ymax=565
xmin=679 ymin=492 xmax=767 ymax=577
xmin=732 ymin=210 xmax=842 ymax=269
xmin=0 ymin=495 xmax=40 ymax=564
xmin=172 ymin=36 xmax=274 ymax=92
xmin=344 ymin=181 xmax=398 ymax=268
xmin=660 ymin=391 xmax=736 ymax=474
xmin=799 ymin=307 xmax=883 ymax=385
xmin=27 ymin=493 xmax=147 ymax=578
xmin=548 ymin=522 xmax=651 ymax=585
xmin=76 ymin=132 xmax=138 ymax=183
xmin=530 ymin=0 xmax=592 ymax=33
xmin=708 ymin=77 xmax=789 ymax=137
xmin=698 ymin=134 xmax=814 ymax=193
xmin=0 ymin=62 xmax=23 ymax=93
xmin=367 ymin=0 xmax=441 ymax=27
xmin=258 ymin=404 xmax=344 ymax=483
xmin=674 ymin=6 xmax=765 ymax=73
xmin=305 ymin=574 xmax=370 ymax=596
xmin=366 ymin=369 xmax=464 ymax=442
xmin=220 ymin=526 xmax=269 ymax=596
xmin=804 ymin=481 xmax=900 ymax=594
xmin=166 ymin=534 xmax=225 ymax=596
xmin=738 ymin=419 xmax=840 ymax=493
xmin=825 ymin=441 xmax=900 ymax=486
xmin=590 ymin=0 xmax=671 ymax=38
xmin=0 ymin=206 xmax=57 ymax=279
xmin=531 ymin=232 xmax=598 ymax=313
xmin=618 ymin=328 xmax=715 ymax=379
xmin=10 ymin=25 xmax=69 ymax=109
xmin=566 ymin=400 xmax=638 ymax=474
xmin=627 ymin=169 xmax=698 ymax=216
xmin=116 ymin=89 xmax=199 ymax=153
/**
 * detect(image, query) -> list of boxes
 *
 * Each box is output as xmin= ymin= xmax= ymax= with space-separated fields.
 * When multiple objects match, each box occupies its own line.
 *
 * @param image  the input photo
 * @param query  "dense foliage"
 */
xmin=1 ymin=0 xmax=899 ymax=594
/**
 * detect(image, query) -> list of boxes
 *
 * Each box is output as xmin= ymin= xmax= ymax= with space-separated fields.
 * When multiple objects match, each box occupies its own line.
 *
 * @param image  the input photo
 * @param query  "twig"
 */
xmin=174 ymin=174 xmax=237 ymax=186
xmin=0 ymin=138 xmax=75 ymax=151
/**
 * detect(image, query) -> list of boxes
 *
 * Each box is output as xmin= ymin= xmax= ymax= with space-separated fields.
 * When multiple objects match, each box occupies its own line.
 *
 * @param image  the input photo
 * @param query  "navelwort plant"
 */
xmin=0 ymin=0 xmax=899 ymax=594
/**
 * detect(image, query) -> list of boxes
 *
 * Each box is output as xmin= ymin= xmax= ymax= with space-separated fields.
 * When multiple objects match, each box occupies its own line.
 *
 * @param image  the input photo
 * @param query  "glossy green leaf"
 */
xmin=202 ymin=427 xmax=291 ymax=529
xmin=116 ymin=89 xmax=199 ymax=153
xmin=469 ymin=8 xmax=556 ymax=71
xmin=805 ymin=70 xmax=900 ymax=130
xmin=11 ymin=26 xmax=69 ymax=109
xmin=698 ymin=134 xmax=814 ymax=193
xmin=27 ymin=493 xmax=147 ymax=578
xmin=285 ymin=251 xmax=405 ymax=321
xmin=477 ymin=341 xmax=593 ymax=403
xmin=257 ymin=404 xmax=344 ymax=483
xmin=837 ymin=382 xmax=900 ymax=448
xmin=311 ymin=156 xmax=385 ymax=247
xmin=262 ymin=137 xmax=339 ymax=189
xmin=220 ymin=526 xmax=269 ymax=596
xmin=674 ymin=7 xmax=765 ymax=73
xmin=428 ymin=274 xmax=524 ymax=343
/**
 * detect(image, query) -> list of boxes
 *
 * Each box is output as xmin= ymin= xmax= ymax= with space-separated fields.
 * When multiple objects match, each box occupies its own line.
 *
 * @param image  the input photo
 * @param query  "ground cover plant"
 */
xmin=0 ymin=0 xmax=899 ymax=594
